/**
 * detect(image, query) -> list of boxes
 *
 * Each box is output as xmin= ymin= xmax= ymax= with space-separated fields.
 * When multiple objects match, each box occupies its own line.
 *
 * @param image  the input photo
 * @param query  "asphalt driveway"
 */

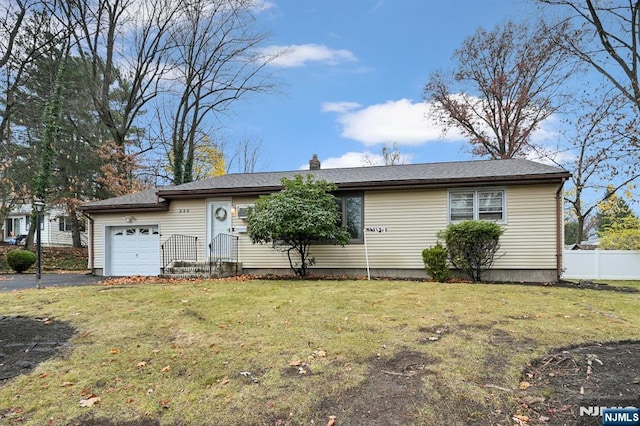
xmin=0 ymin=273 xmax=105 ymax=292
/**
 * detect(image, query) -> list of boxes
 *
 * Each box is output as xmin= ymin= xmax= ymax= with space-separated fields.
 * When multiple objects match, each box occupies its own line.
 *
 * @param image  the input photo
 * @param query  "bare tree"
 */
xmin=539 ymin=0 xmax=640 ymax=114
xmin=59 ymin=0 xmax=183 ymax=149
xmin=542 ymin=87 xmax=640 ymax=244
xmin=0 ymin=0 xmax=29 ymax=68
xmin=163 ymin=0 xmax=274 ymax=184
xmin=0 ymin=2 xmax=65 ymax=235
xmin=226 ymin=132 xmax=263 ymax=173
xmin=424 ymin=19 xmax=576 ymax=159
xmin=361 ymin=142 xmax=407 ymax=166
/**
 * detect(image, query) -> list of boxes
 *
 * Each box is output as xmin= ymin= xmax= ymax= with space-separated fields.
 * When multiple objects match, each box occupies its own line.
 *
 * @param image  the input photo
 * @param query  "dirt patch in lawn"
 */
xmin=1 ymin=315 xmax=639 ymax=425
xmin=0 ymin=316 xmax=74 ymax=383
xmin=519 ymin=341 xmax=640 ymax=426
xmin=308 ymin=350 xmax=437 ymax=426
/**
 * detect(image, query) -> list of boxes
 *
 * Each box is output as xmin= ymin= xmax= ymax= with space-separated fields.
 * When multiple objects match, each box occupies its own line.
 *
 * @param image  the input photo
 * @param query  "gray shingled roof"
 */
xmin=81 ymin=159 xmax=569 ymax=211
xmin=79 ymin=188 xmax=166 ymax=211
xmin=159 ymin=158 xmax=568 ymax=194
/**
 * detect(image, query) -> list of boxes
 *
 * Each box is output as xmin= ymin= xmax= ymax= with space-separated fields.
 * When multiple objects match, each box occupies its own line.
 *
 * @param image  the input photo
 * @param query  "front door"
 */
xmin=208 ymin=200 xmax=232 ymax=261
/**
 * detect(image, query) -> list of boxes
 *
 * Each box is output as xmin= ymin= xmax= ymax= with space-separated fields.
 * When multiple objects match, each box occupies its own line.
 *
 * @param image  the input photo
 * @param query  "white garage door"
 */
xmin=108 ymin=226 xmax=160 ymax=276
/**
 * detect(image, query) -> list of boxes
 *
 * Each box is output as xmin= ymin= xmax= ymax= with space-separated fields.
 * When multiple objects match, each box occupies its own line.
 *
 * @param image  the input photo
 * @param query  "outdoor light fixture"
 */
xmin=34 ymin=199 xmax=45 ymax=290
xmin=123 ymin=215 xmax=136 ymax=223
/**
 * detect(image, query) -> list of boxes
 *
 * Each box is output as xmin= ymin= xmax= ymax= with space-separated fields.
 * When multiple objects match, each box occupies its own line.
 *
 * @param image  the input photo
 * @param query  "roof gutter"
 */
xmin=78 ymin=202 xmax=170 ymax=214
xmin=79 ymin=211 xmax=95 ymax=274
xmin=556 ymin=177 xmax=568 ymax=282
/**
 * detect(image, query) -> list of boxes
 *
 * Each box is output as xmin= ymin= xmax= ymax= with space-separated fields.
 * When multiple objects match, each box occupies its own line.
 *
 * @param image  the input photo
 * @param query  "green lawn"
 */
xmin=0 ymin=279 xmax=639 ymax=425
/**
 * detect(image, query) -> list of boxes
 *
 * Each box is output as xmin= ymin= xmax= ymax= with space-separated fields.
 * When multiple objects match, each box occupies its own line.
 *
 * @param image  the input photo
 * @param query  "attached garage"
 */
xmin=105 ymin=225 xmax=160 ymax=276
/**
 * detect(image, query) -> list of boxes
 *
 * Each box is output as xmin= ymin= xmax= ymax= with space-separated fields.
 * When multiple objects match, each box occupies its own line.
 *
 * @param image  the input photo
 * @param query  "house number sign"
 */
xmin=363 ymin=226 xmax=388 ymax=281
xmin=365 ymin=226 xmax=388 ymax=233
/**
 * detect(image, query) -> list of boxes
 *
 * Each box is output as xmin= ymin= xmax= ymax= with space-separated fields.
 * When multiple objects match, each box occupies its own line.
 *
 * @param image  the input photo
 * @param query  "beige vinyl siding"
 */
xmin=89 ymin=199 xmax=208 ymax=270
xmin=233 ymin=185 xmax=559 ymax=271
xmin=90 ymin=183 xmax=560 ymax=273
xmin=497 ymin=184 xmax=559 ymax=269
xmin=233 ymin=190 xmax=448 ymax=270
xmin=233 ymin=196 xmax=290 ymax=268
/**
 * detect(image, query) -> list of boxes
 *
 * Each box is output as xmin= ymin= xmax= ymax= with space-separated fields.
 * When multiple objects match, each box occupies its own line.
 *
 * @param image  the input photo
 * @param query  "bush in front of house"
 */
xmin=6 ymin=249 xmax=37 ymax=273
xmin=438 ymin=220 xmax=504 ymax=282
xmin=247 ymin=175 xmax=351 ymax=277
xmin=422 ymin=242 xmax=451 ymax=282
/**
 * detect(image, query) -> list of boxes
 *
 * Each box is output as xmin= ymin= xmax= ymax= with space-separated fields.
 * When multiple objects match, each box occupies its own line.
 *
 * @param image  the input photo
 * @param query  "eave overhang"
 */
xmin=155 ymin=172 xmax=571 ymax=200
xmin=78 ymin=200 xmax=170 ymax=214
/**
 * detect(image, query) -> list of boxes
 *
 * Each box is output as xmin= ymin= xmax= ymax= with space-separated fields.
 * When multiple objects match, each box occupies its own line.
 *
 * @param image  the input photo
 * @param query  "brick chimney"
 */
xmin=309 ymin=154 xmax=321 ymax=170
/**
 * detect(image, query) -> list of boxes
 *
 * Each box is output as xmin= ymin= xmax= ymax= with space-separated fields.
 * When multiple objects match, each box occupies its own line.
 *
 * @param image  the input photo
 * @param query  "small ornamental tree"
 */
xmin=438 ymin=220 xmax=504 ymax=282
xmin=247 ymin=175 xmax=351 ymax=276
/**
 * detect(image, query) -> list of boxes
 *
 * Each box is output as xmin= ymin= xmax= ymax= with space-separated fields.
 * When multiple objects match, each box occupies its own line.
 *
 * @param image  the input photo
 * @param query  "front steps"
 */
xmin=160 ymin=261 xmax=241 ymax=279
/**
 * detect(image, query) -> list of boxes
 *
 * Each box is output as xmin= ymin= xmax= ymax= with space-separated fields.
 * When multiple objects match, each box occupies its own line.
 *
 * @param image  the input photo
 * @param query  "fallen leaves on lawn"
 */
xmin=110 ymin=348 xmax=120 ymax=354
xmin=100 ymin=274 xmax=263 ymax=287
xmin=79 ymin=395 xmax=100 ymax=407
xmin=327 ymin=415 xmax=337 ymax=426
xmin=512 ymin=414 xmax=530 ymax=425
xmin=160 ymin=365 xmax=171 ymax=373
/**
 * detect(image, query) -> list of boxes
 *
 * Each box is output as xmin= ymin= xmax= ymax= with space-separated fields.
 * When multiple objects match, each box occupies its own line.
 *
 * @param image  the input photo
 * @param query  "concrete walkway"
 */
xmin=0 ymin=273 xmax=105 ymax=292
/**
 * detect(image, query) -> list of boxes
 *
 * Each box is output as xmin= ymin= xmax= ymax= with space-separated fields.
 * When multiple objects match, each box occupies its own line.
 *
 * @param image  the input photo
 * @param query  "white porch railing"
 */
xmin=562 ymin=250 xmax=640 ymax=280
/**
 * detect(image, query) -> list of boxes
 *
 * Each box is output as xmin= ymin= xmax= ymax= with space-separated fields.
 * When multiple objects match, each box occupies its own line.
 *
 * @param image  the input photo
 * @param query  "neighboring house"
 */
xmin=79 ymin=158 xmax=571 ymax=282
xmin=568 ymin=238 xmax=600 ymax=250
xmin=2 ymin=204 xmax=88 ymax=247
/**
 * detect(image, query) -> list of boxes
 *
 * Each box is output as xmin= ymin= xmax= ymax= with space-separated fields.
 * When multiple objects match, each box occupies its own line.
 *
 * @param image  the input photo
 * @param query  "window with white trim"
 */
xmin=449 ymin=189 xmax=506 ymax=223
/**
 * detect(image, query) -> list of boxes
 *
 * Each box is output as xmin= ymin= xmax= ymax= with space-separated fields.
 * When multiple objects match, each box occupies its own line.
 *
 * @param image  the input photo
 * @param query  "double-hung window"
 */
xmin=58 ymin=216 xmax=87 ymax=232
xmin=449 ymin=189 xmax=506 ymax=223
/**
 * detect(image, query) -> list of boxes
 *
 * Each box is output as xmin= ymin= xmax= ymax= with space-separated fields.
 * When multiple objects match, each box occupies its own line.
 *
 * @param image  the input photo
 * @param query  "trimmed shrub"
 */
xmin=422 ymin=243 xmax=451 ymax=282
xmin=6 ymin=249 xmax=37 ymax=273
xmin=438 ymin=220 xmax=504 ymax=282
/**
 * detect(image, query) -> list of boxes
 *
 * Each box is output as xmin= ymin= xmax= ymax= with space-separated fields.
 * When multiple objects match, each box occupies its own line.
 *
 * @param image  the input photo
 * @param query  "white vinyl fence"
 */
xmin=562 ymin=250 xmax=640 ymax=280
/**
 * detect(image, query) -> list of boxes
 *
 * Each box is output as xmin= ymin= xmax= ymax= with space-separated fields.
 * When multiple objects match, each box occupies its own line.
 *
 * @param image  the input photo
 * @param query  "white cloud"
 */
xmin=309 ymin=152 xmax=368 ymax=169
xmin=321 ymin=101 xmax=361 ymax=113
xmin=249 ymin=0 xmax=275 ymax=12
xmin=325 ymin=98 xmax=464 ymax=146
xmin=298 ymin=151 xmax=415 ymax=170
xmin=260 ymin=44 xmax=357 ymax=68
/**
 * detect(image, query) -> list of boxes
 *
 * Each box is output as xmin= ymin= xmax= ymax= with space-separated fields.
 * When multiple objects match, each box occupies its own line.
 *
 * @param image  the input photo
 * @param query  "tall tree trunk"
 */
xmin=70 ymin=209 xmax=82 ymax=248
xmin=576 ymin=216 xmax=585 ymax=245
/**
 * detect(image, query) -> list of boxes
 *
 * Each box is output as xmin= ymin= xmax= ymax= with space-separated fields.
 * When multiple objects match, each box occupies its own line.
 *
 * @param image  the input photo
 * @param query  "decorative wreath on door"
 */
xmin=214 ymin=207 xmax=227 ymax=221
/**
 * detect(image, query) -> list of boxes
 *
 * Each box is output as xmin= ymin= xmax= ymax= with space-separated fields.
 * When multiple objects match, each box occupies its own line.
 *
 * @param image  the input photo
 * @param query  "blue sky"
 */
xmin=226 ymin=0 xmax=543 ymax=172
